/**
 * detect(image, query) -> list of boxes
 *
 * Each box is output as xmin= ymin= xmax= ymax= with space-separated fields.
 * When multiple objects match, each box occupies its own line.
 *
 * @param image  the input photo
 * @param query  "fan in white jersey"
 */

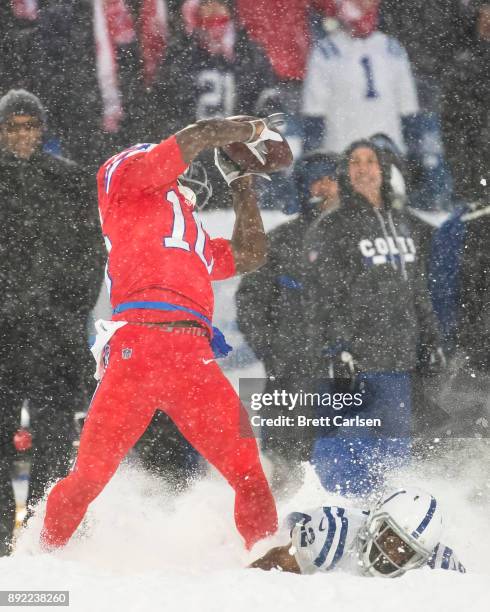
xmin=250 ymin=487 xmax=466 ymax=577
xmin=302 ymin=0 xmax=418 ymax=155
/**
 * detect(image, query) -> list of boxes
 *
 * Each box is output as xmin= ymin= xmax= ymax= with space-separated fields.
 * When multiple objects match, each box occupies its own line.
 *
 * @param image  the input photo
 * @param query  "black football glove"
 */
xmin=214 ymin=148 xmax=270 ymax=186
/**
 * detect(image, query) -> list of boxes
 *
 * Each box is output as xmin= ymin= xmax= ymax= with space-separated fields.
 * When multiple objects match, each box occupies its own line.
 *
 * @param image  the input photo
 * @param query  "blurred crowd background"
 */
xmin=1 ymin=0 xmax=488 ymax=206
xmin=0 ymin=0 xmax=488 ymax=556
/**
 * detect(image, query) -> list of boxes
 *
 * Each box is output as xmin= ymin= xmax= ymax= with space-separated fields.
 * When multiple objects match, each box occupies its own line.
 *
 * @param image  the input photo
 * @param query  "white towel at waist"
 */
xmin=90 ymin=319 xmax=127 ymax=380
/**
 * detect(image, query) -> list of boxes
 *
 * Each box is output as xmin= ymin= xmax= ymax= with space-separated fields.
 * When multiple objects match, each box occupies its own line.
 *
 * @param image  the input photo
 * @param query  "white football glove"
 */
xmin=245 ymin=113 xmax=285 ymax=165
xmin=214 ymin=148 xmax=270 ymax=186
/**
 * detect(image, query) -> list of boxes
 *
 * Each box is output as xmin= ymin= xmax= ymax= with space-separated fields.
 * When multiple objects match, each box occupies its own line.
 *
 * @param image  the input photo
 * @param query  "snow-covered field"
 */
xmin=2 ymin=210 xmax=489 ymax=611
xmin=3 ymin=445 xmax=489 ymax=612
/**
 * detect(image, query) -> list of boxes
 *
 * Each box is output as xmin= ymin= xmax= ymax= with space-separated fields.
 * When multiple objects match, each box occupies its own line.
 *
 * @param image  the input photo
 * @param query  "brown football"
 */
xmin=222 ymin=115 xmax=293 ymax=173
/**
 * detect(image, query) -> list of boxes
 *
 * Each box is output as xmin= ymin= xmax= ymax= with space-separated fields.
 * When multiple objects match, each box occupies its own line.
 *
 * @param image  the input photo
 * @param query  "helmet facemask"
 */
xmin=178 ymin=161 xmax=213 ymax=210
xmin=358 ymin=488 xmax=443 ymax=578
xmin=358 ymin=517 xmax=431 ymax=578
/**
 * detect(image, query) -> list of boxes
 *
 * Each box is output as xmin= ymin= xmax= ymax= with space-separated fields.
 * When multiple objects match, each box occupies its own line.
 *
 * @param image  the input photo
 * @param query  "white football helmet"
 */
xmin=357 ymin=487 xmax=443 ymax=578
xmin=178 ymin=161 xmax=212 ymax=209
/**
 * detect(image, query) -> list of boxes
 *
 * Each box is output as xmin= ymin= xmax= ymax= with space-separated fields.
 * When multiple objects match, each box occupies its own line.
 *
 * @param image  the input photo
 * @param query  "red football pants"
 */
xmin=41 ymin=325 xmax=277 ymax=549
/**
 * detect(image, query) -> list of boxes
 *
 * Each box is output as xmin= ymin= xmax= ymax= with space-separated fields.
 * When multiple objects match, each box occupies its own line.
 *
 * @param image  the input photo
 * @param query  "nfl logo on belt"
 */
xmin=103 ymin=345 xmax=110 ymax=368
xmin=122 ymin=347 xmax=133 ymax=360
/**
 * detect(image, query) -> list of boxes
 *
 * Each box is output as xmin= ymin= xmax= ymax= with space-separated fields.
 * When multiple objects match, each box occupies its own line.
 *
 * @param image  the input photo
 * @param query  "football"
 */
xmin=223 ymin=115 xmax=293 ymax=173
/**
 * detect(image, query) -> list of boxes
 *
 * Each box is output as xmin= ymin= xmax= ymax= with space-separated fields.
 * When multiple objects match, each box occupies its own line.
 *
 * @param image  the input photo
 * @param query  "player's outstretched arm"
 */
xmin=249 ymin=545 xmax=301 ymax=573
xmin=175 ymin=118 xmax=263 ymax=165
xmin=229 ymin=175 xmax=266 ymax=274
xmin=101 ymin=117 xmax=276 ymax=200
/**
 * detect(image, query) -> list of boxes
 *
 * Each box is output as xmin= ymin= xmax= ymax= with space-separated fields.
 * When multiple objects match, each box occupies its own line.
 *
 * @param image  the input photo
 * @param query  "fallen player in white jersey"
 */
xmin=250 ymin=487 xmax=466 ymax=577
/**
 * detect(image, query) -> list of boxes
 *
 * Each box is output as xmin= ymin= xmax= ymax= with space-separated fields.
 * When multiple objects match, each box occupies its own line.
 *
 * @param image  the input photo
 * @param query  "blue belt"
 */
xmin=113 ymin=300 xmax=232 ymax=358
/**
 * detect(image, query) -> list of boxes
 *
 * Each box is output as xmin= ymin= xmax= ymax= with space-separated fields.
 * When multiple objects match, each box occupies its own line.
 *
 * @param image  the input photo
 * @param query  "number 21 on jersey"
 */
xmin=163 ymin=190 xmax=214 ymax=273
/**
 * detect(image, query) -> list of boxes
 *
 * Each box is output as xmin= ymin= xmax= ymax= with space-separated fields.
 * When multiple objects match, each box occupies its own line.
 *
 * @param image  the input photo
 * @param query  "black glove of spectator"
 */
xmin=418 ymin=346 xmax=447 ymax=377
xmin=323 ymin=348 xmax=358 ymax=392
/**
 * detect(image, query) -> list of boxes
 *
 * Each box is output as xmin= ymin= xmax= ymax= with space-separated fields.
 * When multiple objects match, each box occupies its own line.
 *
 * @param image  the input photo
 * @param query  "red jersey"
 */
xmin=96 ymin=136 xmax=236 ymax=327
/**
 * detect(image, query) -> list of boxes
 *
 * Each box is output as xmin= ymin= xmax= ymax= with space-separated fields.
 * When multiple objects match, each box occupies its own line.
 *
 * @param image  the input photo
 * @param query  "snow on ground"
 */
xmin=3 ymin=209 xmax=488 ymax=611
xmin=3 ymin=443 xmax=489 ymax=612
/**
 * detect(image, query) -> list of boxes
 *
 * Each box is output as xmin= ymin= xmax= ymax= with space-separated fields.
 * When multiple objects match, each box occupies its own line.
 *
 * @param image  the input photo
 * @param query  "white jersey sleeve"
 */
xmin=302 ymin=44 xmax=332 ymax=117
xmin=287 ymin=506 xmax=366 ymax=574
xmin=427 ymin=543 xmax=466 ymax=573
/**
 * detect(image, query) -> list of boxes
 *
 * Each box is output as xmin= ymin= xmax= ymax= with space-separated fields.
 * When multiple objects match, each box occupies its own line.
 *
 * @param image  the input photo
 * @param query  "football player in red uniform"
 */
xmin=40 ymin=117 xmax=282 ymax=551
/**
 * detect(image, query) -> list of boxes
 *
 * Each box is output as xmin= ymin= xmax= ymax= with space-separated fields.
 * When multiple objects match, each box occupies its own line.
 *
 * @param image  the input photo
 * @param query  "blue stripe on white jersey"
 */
xmin=104 ymin=143 xmax=156 ymax=194
xmin=428 ymin=543 xmax=466 ymax=573
xmin=313 ymin=508 xmax=337 ymax=568
xmin=441 ymin=546 xmax=453 ymax=570
xmin=318 ymin=36 xmax=340 ymax=61
xmin=289 ymin=506 xmax=465 ymax=576
xmin=289 ymin=506 xmax=362 ymax=574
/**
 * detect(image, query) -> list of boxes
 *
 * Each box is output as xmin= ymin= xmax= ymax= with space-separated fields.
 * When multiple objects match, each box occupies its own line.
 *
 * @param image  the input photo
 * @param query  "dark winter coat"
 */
xmin=0 ymin=148 xmax=104 ymax=413
xmin=457 ymin=204 xmax=490 ymax=371
xmin=236 ymin=211 xmax=325 ymax=460
xmin=236 ymin=214 xmax=313 ymax=382
xmin=0 ymin=4 xmax=44 ymax=96
xmin=148 ymin=28 xmax=278 ymax=136
xmin=379 ymin=0 xmax=463 ymax=83
xmin=303 ymin=166 xmax=441 ymax=374
xmin=0 ymin=1 xmax=146 ymax=172
xmin=382 ymin=0 xmax=489 ymax=201
xmin=440 ymin=2 xmax=490 ymax=200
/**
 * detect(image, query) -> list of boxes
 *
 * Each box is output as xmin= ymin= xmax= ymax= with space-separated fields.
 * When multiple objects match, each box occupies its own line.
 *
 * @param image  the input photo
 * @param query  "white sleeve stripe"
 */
xmin=435 ymin=543 xmax=445 ymax=568
xmin=330 ymin=510 xmax=349 ymax=569
xmin=325 ymin=510 xmax=349 ymax=569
